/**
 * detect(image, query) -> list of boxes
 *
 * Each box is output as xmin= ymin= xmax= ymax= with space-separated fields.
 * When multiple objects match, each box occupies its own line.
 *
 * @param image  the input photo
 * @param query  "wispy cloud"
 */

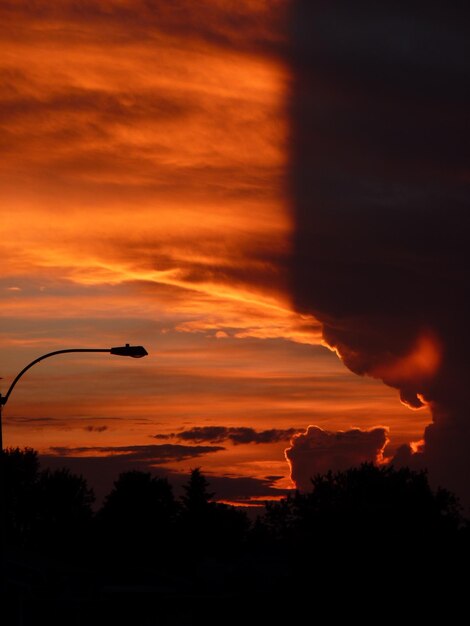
xmin=155 ymin=425 xmax=301 ymax=445
xmin=0 ymin=0 xmax=319 ymax=357
xmin=47 ymin=443 xmax=224 ymax=463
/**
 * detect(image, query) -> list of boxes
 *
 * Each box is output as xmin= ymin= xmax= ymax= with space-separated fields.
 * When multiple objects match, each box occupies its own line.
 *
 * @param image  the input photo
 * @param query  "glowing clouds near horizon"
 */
xmin=286 ymin=426 xmax=388 ymax=491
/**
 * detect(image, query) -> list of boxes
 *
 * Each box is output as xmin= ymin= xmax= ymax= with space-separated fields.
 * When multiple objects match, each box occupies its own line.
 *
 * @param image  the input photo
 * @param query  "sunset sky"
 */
xmin=3 ymin=1 xmax=466 ymax=507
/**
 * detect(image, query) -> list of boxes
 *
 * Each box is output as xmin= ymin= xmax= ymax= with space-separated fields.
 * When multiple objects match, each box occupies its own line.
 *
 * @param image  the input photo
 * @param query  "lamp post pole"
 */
xmin=0 ymin=344 xmax=148 ymax=451
xmin=0 ymin=343 xmax=148 ymax=587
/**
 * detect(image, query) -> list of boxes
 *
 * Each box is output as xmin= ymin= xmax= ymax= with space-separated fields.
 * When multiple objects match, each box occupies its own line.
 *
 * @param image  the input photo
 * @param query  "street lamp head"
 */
xmin=110 ymin=344 xmax=148 ymax=358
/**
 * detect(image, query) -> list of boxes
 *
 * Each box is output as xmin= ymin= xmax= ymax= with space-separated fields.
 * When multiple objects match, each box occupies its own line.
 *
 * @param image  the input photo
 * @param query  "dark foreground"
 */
xmin=2 ymin=450 xmax=469 ymax=624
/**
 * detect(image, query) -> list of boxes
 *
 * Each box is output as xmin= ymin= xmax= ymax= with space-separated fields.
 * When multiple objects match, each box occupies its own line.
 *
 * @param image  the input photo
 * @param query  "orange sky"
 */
xmin=0 ymin=1 xmax=432 ymax=502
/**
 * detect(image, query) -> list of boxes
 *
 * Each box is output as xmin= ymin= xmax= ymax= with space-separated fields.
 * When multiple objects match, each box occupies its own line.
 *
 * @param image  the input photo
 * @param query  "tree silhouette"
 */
xmin=263 ymin=462 xmax=463 ymax=568
xmin=97 ymin=470 xmax=179 ymax=573
xmin=251 ymin=464 xmax=467 ymax=604
xmin=179 ymin=468 xmax=249 ymax=561
xmin=1 ymin=449 xmax=468 ymax=621
xmin=1 ymin=448 xmax=95 ymax=564
xmin=33 ymin=467 xmax=94 ymax=559
xmin=1 ymin=447 xmax=40 ymax=549
xmin=181 ymin=467 xmax=214 ymax=514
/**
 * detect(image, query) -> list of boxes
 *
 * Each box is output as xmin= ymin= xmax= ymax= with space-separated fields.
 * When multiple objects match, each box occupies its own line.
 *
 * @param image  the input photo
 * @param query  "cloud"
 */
xmin=155 ymin=425 xmax=301 ymax=445
xmin=83 ymin=425 xmax=108 ymax=433
xmin=0 ymin=0 xmax=315 ymax=355
xmin=0 ymin=1 xmax=286 ymax=58
xmin=39 ymin=452 xmax=288 ymax=507
xmin=190 ymin=474 xmax=291 ymax=505
xmin=289 ymin=1 xmax=470 ymax=505
xmin=285 ymin=426 xmax=389 ymax=491
xmin=47 ymin=443 xmax=224 ymax=463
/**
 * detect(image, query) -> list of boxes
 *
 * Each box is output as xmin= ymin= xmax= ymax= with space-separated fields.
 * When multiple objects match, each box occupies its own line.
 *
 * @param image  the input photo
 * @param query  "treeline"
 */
xmin=1 ymin=447 xmax=469 ymax=623
xmin=2 ymin=448 xmax=250 ymax=571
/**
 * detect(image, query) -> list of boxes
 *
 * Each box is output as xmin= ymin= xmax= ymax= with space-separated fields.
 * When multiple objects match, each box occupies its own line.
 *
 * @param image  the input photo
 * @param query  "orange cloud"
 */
xmin=371 ymin=332 xmax=441 ymax=388
xmin=0 ymin=0 xmax=301 ymax=354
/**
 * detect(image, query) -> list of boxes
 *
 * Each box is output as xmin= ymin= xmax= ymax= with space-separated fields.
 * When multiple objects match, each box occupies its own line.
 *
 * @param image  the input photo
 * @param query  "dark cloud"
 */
xmin=195 ymin=474 xmax=290 ymax=505
xmin=40 ymin=452 xmax=287 ymax=507
xmin=290 ymin=2 xmax=470 ymax=504
xmin=155 ymin=425 xmax=301 ymax=445
xmin=3 ymin=416 xmax=60 ymax=425
xmin=83 ymin=425 xmax=108 ymax=433
xmin=47 ymin=443 xmax=224 ymax=463
xmin=0 ymin=83 xmax=196 ymax=127
xmin=285 ymin=426 xmax=389 ymax=491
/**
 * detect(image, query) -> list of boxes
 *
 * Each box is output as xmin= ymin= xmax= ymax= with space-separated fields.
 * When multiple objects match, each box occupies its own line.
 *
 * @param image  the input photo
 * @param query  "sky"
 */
xmin=2 ymin=1 xmax=467 ymax=507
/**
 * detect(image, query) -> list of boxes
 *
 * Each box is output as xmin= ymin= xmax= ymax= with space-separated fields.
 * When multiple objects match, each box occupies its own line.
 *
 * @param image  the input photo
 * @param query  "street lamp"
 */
xmin=0 ymin=344 xmax=148 ymax=451
xmin=0 ymin=344 xmax=148 ymax=591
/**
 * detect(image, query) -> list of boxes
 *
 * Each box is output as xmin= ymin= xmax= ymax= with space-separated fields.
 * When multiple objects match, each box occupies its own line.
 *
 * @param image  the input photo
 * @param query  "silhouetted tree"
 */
xmin=2 ymin=448 xmax=94 ymax=569
xmin=210 ymin=501 xmax=250 ymax=556
xmin=33 ymin=467 xmax=94 ymax=559
xmin=1 ymin=447 xmax=40 ymax=549
xmin=97 ymin=470 xmax=179 ymax=572
xmin=251 ymin=464 xmax=468 ymax=600
xmin=179 ymin=468 xmax=249 ymax=560
xmin=263 ymin=463 xmax=462 ymax=566
xmin=181 ymin=467 xmax=214 ymax=515
xmin=2 ymin=448 xmax=468 ymax=618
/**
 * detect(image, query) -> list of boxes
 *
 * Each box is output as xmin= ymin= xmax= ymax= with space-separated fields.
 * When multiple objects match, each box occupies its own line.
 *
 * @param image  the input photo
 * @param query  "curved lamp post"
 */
xmin=0 ymin=344 xmax=148 ymax=581
xmin=0 ymin=344 xmax=148 ymax=451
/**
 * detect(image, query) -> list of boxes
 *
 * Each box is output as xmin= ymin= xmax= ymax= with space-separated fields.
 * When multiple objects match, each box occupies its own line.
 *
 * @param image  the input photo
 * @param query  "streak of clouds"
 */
xmin=155 ymin=425 xmax=301 ymax=445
